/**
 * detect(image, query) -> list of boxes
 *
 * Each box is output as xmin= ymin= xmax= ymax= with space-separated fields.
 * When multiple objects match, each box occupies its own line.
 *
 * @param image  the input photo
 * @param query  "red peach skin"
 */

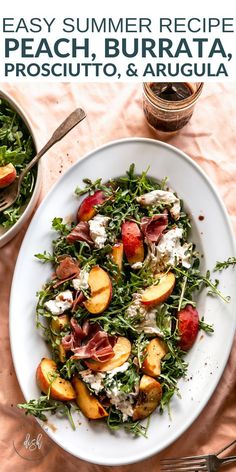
xmin=77 ymin=190 xmax=106 ymax=222
xmin=177 ymin=305 xmax=199 ymax=351
xmin=0 ymin=163 xmax=17 ymax=189
xmin=121 ymin=221 xmax=144 ymax=264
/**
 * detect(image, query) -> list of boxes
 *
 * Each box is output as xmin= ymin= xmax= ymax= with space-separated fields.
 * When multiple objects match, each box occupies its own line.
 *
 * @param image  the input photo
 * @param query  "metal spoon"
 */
xmin=0 ymin=107 xmax=86 ymax=212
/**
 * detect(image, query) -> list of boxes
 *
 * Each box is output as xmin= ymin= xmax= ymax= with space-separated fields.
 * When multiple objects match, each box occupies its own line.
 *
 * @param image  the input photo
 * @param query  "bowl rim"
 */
xmin=0 ymin=89 xmax=42 ymax=246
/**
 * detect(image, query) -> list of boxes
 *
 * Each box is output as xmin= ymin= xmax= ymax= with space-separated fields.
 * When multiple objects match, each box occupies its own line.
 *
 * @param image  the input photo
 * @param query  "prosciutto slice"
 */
xmin=56 ymin=256 xmax=80 ymax=280
xmin=62 ymin=319 xmax=116 ymax=362
xmin=66 ymin=221 xmax=94 ymax=245
xmin=52 ymin=256 xmax=80 ymax=288
xmin=141 ymin=212 xmax=168 ymax=244
xmin=72 ymin=331 xmax=116 ymax=362
xmin=71 ymin=291 xmax=86 ymax=312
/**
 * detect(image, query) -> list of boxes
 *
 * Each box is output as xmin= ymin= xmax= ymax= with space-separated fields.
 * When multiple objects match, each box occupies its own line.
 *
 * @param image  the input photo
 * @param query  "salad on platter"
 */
xmin=18 ymin=164 xmax=230 ymax=437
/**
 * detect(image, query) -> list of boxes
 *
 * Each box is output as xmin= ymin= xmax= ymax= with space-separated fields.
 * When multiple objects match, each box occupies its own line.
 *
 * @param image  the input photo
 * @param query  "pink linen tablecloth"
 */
xmin=0 ymin=82 xmax=235 ymax=471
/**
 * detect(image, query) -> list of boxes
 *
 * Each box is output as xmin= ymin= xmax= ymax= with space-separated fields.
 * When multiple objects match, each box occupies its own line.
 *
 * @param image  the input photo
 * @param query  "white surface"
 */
xmin=10 ymin=138 xmax=236 ymax=465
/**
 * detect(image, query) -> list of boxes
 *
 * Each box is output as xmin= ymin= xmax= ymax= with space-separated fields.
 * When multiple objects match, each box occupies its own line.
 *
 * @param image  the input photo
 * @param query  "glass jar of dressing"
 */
xmin=143 ymin=82 xmax=203 ymax=138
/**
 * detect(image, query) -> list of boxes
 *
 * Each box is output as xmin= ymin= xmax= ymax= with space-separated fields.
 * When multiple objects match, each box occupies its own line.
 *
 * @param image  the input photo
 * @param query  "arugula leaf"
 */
xmin=17 ymin=395 xmax=76 ymax=430
xmin=124 ymin=418 xmax=150 ymax=438
xmin=75 ymin=177 xmax=113 ymax=197
xmin=35 ymin=251 xmax=55 ymax=263
xmin=173 ymin=264 xmax=230 ymax=304
xmin=103 ymin=364 xmax=139 ymax=395
xmin=199 ymin=317 xmax=214 ymax=333
xmin=214 ymin=257 xmax=236 ymax=271
xmin=59 ymin=358 xmax=83 ymax=380
xmin=132 ymin=333 xmax=149 ymax=368
xmin=107 ymin=407 xmax=149 ymax=437
xmin=52 ymin=217 xmax=71 ymax=235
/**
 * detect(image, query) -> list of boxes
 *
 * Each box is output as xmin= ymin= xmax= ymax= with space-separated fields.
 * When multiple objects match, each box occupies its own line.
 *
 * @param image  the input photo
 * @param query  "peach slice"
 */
xmin=142 ymin=338 xmax=168 ymax=377
xmin=57 ymin=344 xmax=66 ymax=363
xmin=141 ymin=272 xmax=175 ymax=306
xmin=77 ymin=190 xmax=105 ymax=222
xmin=177 ymin=305 xmax=199 ymax=351
xmin=51 ymin=315 xmax=70 ymax=362
xmin=72 ymin=377 xmax=108 ymax=419
xmin=85 ymin=336 xmax=131 ymax=372
xmin=51 ymin=314 xmax=70 ymax=333
xmin=111 ymin=242 xmax=124 ymax=272
xmin=0 ymin=163 xmax=17 ymax=189
xmin=132 ymin=375 xmax=162 ymax=421
xmin=121 ymin=221 xmax=144 ymax=264
xmin=83 ymin=265 xmax=112 ymax=314
xmin=36 ymin=358 xmax=76 ymax=401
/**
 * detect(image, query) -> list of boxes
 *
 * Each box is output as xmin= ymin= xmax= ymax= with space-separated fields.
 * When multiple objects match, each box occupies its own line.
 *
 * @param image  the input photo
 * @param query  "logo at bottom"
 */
xmin=13 ymin=425 xmax=49 ymax=461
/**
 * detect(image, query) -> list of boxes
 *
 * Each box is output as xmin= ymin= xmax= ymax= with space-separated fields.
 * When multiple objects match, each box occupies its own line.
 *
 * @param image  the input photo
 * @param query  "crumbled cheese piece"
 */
xmin=146 ymin=228 xmax=192 ymax=272
xmin=106 ymin=385 xmax=135 ymax=421
xmin=80 ymin=366 xmax=136 ymax=421
xmin=44 ymin=290 xmax=73 ymax=315
xmin=171 ymin=200 xmax=181 ymax=220
xmin=126 ymin=293 xmax=163 ymax=336
xmin=88 ymin=214 xmax=110 ymax=249
xmin=137 ymin=190 xmax=180 ymax=220
xmin=72 ymin=269 xmax=89 ymax=291
xmin=138 ymin=310 xmax=164 ymax=336
xmin=131 ymin=262 xmax=143 ymax=270
xmin=156 ymin=228 xmax=192 ymax=269
xmin=176 ymin=242 xmax=192 ymax=269
xmin=126 ymin=293 xmax=146 ymax=319
xmin=156 ymin=227 xmax=183 ymax=267
xmin=80 ymin=369 xmax=106 ymax=394
xmin=107 ymin=362 xmax=130 ymax=378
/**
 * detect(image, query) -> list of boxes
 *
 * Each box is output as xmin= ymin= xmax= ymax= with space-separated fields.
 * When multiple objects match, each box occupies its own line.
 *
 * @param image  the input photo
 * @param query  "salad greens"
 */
xmin=18 ymin=395 xmax=76 ymax=430
xmin=0 ymin=98 xmax=35 ymax=228
xmin=18 ymin=165 xmax=229 ymax=437
xmin=214 ymin=257 xmax=236 ymax=272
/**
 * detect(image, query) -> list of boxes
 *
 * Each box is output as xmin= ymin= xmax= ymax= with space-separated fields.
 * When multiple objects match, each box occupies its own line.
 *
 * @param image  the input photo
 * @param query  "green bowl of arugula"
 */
xmin=0 ymin=91 xmax=41 ymax=247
